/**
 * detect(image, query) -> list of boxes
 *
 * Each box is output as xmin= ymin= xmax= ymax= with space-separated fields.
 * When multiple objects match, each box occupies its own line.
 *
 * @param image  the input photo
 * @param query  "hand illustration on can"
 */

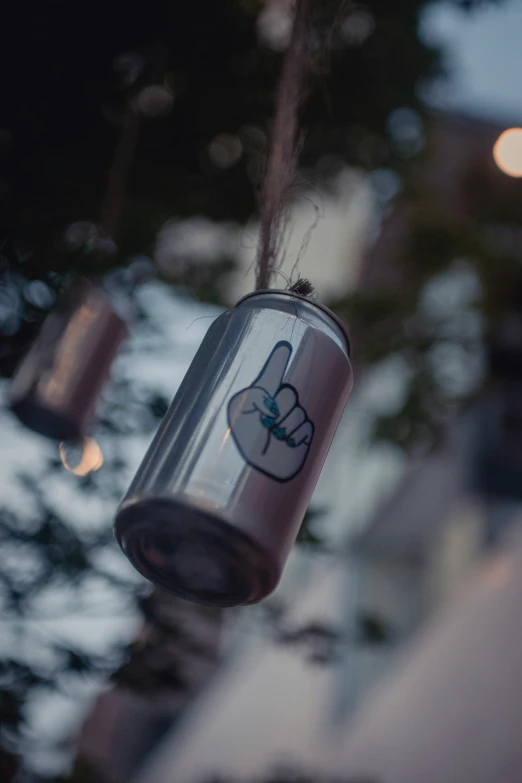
xmin=228 ymin=341 xmax=314 ymax=482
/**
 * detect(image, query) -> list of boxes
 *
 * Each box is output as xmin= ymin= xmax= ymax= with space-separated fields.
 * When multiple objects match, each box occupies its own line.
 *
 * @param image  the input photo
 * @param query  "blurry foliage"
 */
xmin=404 ymin=214 xmax=474 ymax=278
xmin=0 ymin=390 xmax=166 ymax=760
xmin=331 ymin=280 xmax=459 ymax=449
xmin=111 ymin=589 xmax=223 ymax=695
xmin=330 ymin=142 xmax=522 ymax=449
xmin=296 ymin=506 xmax=329 ymax=548
xmin=0 ymin=0 xmax=486 ymax=375
xmin=167 ymin=256 xmax=238 ymax=307
xmin=0 ymin=0 xmax=507 ymax=779
xmin=274 ymin=612 xmax=393 ymax=666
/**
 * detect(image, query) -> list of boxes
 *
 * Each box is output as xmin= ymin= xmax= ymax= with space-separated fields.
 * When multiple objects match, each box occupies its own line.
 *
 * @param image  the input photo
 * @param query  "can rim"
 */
xmin=235 ymin=289 xmax=351 ymax=357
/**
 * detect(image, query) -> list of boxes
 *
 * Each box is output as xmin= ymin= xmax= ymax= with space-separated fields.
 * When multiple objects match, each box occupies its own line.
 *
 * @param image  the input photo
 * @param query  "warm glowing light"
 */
xmin=493 ymin=128 xmax=522 ymax=177
xmin=59 ymin=438 xmax=104 ymax=476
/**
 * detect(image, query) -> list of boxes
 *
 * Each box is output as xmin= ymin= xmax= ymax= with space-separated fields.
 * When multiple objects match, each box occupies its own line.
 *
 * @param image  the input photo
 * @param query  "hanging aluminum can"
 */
xmin=10 ymin=281 xmax=128 ymax=441
xmin=114 ymin=290 xmax=353 ymax=607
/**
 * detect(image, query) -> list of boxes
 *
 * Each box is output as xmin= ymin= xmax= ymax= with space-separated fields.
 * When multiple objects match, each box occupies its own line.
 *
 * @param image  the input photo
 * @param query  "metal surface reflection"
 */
xmin=10 ymin=281 xmax=128 ymax=441
xmin=115 ymin=290 xmax=353 ymax=607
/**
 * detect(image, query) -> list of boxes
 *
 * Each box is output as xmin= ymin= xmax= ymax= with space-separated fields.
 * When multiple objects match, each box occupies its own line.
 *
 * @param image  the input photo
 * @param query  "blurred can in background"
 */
xmin=10 ymin=280 xmax=128 ymax=441
xmin=114 ymin=290 xmax=353 ymax=607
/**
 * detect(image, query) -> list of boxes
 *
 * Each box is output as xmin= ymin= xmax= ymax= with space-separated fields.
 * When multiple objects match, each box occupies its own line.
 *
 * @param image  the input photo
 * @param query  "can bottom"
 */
xmin=114 ymin=498 xmax=280 ymax=607
xmin=10 ymin=398 xmax=81 ymax=441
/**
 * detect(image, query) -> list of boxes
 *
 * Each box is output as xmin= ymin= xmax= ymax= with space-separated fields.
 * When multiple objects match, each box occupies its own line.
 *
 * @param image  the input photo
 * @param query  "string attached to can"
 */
xmin=255 ymin=0 xmax=314 ymax=292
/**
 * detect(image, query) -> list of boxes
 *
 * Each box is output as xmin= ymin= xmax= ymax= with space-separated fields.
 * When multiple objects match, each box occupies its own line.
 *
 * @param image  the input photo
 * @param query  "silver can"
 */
xmin=10 ymin=281 xmax=128 ymax=441
xmin=114 ymin=290 xmax=353 ymax=607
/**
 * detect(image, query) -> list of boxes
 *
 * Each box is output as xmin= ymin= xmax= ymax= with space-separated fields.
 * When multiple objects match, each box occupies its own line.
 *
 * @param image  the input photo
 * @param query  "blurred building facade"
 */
xmin=79 ymin=108 xmax=522 ymax=782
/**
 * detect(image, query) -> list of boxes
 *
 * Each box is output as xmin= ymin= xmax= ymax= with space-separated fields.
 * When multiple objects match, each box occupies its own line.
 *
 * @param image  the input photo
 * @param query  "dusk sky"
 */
xmin=423 ymin=0 xmax=522 ymax=122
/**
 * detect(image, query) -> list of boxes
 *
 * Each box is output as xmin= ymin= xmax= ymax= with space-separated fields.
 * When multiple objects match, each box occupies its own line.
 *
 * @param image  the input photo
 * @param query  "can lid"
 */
xmin=235 ymin=289 xmax=351 ymax=357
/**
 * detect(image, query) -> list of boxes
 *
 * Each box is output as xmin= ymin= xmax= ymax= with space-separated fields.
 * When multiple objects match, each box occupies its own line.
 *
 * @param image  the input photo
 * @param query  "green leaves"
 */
xmin=296 ymin=507 xmax=328 ymax=548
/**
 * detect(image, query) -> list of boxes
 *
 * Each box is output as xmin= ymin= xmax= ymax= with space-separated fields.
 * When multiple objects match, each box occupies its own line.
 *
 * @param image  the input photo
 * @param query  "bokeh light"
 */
xmin=23 ymin=280 xmax=56 ymax=310
xmin=387 ymin=107 xmax=424 ymax=158
xmin=340 ymin=8 xmax=375 ymax=46
xmin=493 ymin=128 xmax=522 ymax=177
xmin=59 ymin=438 xmax=104 ymax=477
xmin=0 ymin=285 xmax=21 ymax=335
xmin=134 ymin=85 xmax=173 ymax=118
xmin=257 ymin=3 xmax=293 ymax=51
xmin=207 ymin=134 xmax=243 ymax=169
xmin=64 ymin=222 xmax=117 ymax=256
